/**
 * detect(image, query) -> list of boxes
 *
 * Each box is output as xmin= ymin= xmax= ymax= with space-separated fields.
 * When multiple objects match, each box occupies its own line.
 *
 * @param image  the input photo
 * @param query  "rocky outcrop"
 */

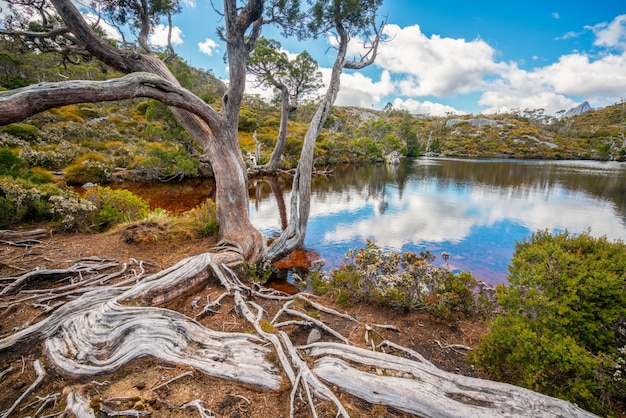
xmin=446 ymin=118 xmax=501 ymax=128
xmin=562 ymin=101 xmax=592 ymax=117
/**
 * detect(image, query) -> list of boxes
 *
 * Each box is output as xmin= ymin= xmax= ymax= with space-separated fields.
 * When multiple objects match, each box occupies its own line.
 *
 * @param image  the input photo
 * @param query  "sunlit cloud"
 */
xmin=588 ymin=14 xmax=626 ymax=50
xmin=198 ymin=38 xmax=219 ymax=56
xmin=324 ymin=69 xmax=394 ymax=108
xmin=377 ymin=24 xmax=505 ymax=97
xmin=150 ymin=23 xmax=183 ymax=47
xmin=391 ymin=98 xmax=466 ymax=117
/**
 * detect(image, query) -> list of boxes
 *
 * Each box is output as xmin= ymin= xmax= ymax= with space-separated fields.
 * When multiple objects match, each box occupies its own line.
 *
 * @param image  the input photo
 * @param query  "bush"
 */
xmin=64 ymin=152 xmax=113 ymax=185
xmin=0 ymin=177 xmax=92 ymax=229
xmin=1 ymin=123 xmax=39 ymax=141
xmin=311 ymin=241 xmax=492 ymax=318
xmin=0 ymin=148 xmax=25 ymax=177
xmin=469 ymin=230 xmax=626 ymax=416
xmin=85 ymin=186 xmax=149 ymax=231
xmin=134 ymin=146 xmax=200 ymax=181
xmin=184 ymin=198 xmax=219 ymax=237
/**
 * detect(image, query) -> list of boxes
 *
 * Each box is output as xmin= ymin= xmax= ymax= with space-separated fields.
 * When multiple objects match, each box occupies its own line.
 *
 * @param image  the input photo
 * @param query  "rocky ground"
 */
xmin=0 ymin=225 xmax=489 ymax=417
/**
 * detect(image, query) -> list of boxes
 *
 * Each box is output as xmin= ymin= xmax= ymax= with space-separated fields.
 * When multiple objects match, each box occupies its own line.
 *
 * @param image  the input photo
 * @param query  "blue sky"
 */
xmin=98 ymin=1 xmax=626 ymax=115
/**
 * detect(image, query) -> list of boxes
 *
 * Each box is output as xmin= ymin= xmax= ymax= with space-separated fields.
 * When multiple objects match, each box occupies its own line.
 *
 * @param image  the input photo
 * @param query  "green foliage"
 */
xmin=0 ymin=176 xmax=93 ymax=229
xmin=135 ymin=146 xmax=200 ymax=181
xmin=470 ymin=230 xmax=626 ymax=416
xmin=186 ymin=198 xmax=219 ymax=237
xmin=85 ymin=186 xmax=149 ymax=231
xmin=1 ymin=123 xmax=39 ymax=141
xmin=0 ymin=148 xmax=25 ymax=177
xmin=64 ymin=153 xmax=113 ymax=185
xmin=311 ymin=241 xmax=492 ymax=317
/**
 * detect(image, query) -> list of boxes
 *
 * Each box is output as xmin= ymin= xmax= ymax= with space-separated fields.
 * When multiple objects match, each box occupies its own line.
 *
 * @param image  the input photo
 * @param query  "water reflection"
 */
xmin=250 ymin=158 xmax=626 ymax=284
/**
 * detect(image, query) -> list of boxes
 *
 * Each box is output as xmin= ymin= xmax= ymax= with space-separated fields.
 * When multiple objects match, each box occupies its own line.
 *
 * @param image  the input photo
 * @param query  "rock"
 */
xmin=307 ymin=328 xmax=322 ymax=345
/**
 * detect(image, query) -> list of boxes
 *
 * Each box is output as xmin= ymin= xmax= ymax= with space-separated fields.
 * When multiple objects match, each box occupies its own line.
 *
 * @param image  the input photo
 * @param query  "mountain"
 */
xmin=562 ymin=101 xmax=592 ymax=117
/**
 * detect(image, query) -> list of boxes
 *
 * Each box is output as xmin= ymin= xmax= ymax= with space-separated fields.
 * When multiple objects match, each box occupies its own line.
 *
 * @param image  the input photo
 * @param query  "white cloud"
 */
xmin=589 ymin=14 xmax=626 ymax=50
xmin=377 ymin=24 xmax=505 ymax=97
xmin=552 ymin=12 xmax=560 ymax=20
xmin=150 ymin=24 xmax=183 ymax=47
xmin=392 ymin=98 xmax=466 ymax=117
xmin=537 ymin=52 xmax=626 ymax=96
xmin=478 ymin=49 xmax=626 ymax=114
xmin=327 ymin=69 xmax=395 ymax=108
xmin=198 ymin=38 xmax=219 ymax=56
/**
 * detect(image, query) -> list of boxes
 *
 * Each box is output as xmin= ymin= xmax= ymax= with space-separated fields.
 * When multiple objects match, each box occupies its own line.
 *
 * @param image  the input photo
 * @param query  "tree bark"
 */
xmin=45 ymin=0 xmax=265 ymax=261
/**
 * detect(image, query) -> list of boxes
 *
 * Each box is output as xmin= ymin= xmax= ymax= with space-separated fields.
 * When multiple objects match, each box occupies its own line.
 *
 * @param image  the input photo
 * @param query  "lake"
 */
xmin=249 ymin=158 xmax=626 ymax=284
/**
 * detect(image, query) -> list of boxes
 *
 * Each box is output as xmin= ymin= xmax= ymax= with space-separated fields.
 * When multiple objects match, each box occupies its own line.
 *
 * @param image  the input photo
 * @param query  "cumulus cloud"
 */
xmin=376 ymin=24 xmax=505 ymax=97
xmin=589 ymin=14 xmax=626 ymax=50
xmin=478 ymin=49 xmax=626 ymax=114
xmin=150 ymin=24 xmax=183 ymax=47
xmin=392 ymin=98 xmax=466 ymax=117
xmin=327 ymin=69 xmax=395 ymax=108
xmin=198 ymin=38 xmax=219 ymax=56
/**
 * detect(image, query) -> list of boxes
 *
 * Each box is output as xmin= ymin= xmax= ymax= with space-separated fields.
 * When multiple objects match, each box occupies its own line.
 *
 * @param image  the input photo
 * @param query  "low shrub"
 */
xmin=0 ymin=177 xmax=93 ymax=229
xmin=1 ymin=123 xmax=39 ymax=141
xmin=182 ymin=198 xmax=219 ymax=237
xmin=64 ymin=152 xmax=113 ymax=185
xmin=469 ymin=230 xmax=626 ymax=416
xmin=308 ymin=241 xmax=493 ymax=318
xmin=84 ymin=186 xmax=149 ymax=231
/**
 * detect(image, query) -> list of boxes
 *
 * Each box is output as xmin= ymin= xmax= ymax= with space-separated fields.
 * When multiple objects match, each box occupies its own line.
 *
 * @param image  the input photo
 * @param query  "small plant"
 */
xmin=65 ymin=152 xmax=113 ymax=185
xmin=1 ymin=123 xmax=39 ymax=141
xmin=84 ymin=186 xmax=149 ymax=231
xmin=186 ymin=198 xmax=219 ymax=237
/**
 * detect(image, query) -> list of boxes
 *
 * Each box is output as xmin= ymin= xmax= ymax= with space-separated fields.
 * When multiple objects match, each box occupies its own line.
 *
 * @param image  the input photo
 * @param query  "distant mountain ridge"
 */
xmin=563 ymin=101 xmax=592 ymax=117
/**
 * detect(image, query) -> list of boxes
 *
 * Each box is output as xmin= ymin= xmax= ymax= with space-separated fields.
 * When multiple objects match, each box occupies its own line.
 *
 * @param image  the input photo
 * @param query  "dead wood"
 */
xmin=0 ymin=250 xmax=600 ymax=417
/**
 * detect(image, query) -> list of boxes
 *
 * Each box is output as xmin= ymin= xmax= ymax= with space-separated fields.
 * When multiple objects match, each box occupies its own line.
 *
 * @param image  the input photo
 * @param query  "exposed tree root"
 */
xmin=0 ymin=244 xmax=600 ymax=417
xmin=0 ymin=360 xmax=46 ymax=418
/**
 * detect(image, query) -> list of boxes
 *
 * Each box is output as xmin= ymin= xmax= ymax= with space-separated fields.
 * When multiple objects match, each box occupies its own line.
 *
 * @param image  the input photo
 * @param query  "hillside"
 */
xmin=1 ymin=51 xmax=625 ymax=186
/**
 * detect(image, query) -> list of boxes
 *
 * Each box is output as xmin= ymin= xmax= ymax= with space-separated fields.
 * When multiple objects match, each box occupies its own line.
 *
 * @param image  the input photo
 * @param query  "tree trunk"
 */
xmin=262 ymin=87 xmax=292 ymax=172
xmin=47 ymin=0 xmax=265 ymax=262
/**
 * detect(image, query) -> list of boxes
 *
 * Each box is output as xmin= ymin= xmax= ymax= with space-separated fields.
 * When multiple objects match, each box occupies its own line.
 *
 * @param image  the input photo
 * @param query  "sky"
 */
xmin=4 ymin=0 xmax=625 ymax=116
xmin=146 ymin=0 xmax=625 ymax=116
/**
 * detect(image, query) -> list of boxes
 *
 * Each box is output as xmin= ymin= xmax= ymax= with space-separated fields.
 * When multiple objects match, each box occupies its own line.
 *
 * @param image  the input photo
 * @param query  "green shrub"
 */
xmin=64 ymin=153 xmax=113 ymax=185
xmin=469 ymin=230 xmax=626 ymax=416
xmin=0 ymin=177 xmax=91 ymax=228
xmin=1 ymin=123 xmax=39 ymax=141
xmin=186 ymin=198 xmax=219 ymax=237
xmin=311 ymin=241 xmax=492 ymax=317
xmin=134 ymin=146 xmax=200 ymax=181
xmin=85 ymin=186 xmax=149 ymax=231
xmin=0 ymin=148 xmax=24 ymax=177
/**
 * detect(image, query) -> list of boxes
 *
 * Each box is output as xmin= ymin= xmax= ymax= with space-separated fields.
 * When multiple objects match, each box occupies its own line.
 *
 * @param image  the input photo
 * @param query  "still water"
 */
xmin=249 ymin=158 xmax=626 ymax=284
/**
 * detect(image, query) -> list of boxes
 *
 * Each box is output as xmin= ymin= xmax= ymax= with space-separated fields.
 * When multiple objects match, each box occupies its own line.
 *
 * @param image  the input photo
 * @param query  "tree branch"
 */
xmin=0 ymin=72 xmax=222 ymax=132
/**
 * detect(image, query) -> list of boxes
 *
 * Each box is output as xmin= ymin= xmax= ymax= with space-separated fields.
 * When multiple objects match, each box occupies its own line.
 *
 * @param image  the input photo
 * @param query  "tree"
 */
xmin=247 ymin=37 xmax=322 ymax=172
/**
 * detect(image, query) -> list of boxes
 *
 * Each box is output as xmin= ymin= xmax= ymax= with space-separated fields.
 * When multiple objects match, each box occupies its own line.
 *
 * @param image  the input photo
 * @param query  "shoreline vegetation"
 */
xmin=1 ymin=58 xmax=625 ymax=416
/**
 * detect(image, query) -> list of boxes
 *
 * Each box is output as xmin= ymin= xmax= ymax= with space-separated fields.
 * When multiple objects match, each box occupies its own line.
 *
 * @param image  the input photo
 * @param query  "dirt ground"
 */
xmin=0 ymin=226 xmax=488 ymax=417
